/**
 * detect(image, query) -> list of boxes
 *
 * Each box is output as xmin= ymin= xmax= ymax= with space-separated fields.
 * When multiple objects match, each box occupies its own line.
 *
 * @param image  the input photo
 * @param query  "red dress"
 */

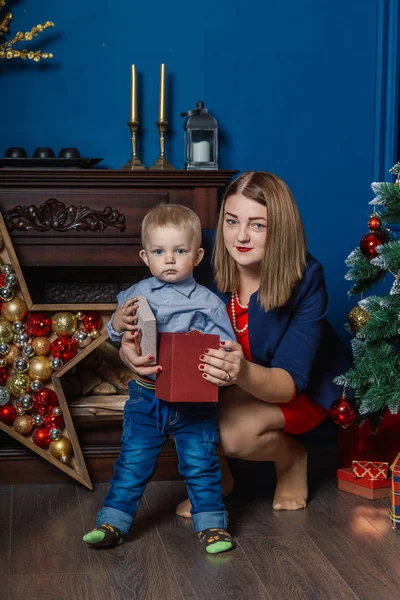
xmin=227 ymin=293 xmax=327 ymax=435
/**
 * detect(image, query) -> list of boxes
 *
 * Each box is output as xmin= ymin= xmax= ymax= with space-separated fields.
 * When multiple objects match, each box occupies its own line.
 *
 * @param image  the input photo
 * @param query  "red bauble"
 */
xmin=368 ymin=215 xmax=382 ymax=231
xmin=32 ymin=426 xmax=51 ymax=448
xmin=51 ymin=336 xmax=78 ymax=363
xmin=43 ymin=413 xmax=64 ymax=430
xmin=27 ymin=312 xmax=52 ymax=337
xmin=81 ymin=312 xmax=102 ymax=332
xmin=32 ymin=387 xmax=59 ymax=415
xmin=0 ymin=404 xmax=17 ymax=425
xmin=329 ymin=395 xmax=358 ymax=427
xmin=360 ymin=231 xmax=387 ymax=258
xmin=0 ymin=366 xmax=8 ymax=386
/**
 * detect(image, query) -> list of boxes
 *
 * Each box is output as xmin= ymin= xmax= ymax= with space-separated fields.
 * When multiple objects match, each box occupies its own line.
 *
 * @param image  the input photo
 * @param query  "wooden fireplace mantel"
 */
xmin=0 ymin=169 xmax=238 ymax=268
xmin=0 ymin=168 xmax=238 ymax=485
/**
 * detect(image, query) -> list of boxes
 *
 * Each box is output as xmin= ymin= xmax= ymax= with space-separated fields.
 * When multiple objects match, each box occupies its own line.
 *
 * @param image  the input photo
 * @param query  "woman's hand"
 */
xmin=198 ymin=340 xmax=246 ymax=386
xmin=119 ymin=330 xmax=161 ymax=377
xmin=112 ymin=297 xmax=139 ymax=333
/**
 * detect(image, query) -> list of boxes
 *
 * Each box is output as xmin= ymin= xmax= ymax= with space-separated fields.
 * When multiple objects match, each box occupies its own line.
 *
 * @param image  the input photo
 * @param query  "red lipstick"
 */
xmin=235 ymin=247 xmax=252 ymax=253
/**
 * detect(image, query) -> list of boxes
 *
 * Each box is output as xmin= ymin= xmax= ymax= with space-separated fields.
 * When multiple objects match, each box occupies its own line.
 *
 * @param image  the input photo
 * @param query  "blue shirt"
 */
xmin=107 ymin=274 xmax=236 ymax=343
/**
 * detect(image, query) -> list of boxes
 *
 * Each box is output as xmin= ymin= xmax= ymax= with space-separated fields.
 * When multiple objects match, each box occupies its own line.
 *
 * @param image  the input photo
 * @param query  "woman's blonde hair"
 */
xmin=213 ymin=171 xmax=307 ymax=311
xmin=141 ymin=204 xmax=201 ymax=248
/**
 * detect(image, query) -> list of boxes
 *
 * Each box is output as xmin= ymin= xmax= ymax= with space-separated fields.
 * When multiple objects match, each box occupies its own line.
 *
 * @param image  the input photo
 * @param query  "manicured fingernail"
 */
xmin=202 ymin=374 xmax=208 ymax=379
xmin=204 ymin=349 xmax=210 ymax=354
xmin=220 ymin=341 xmax=226 ymax=345
xmin=199 ymin=355 xmax=205 ymax=361
xmin=157 ymin=367 xmax=162 ymax=372
xmin=199 ymin=364 xmax=205 ymax=370
xmin=148 ymin=355 xmax=154 ymax=360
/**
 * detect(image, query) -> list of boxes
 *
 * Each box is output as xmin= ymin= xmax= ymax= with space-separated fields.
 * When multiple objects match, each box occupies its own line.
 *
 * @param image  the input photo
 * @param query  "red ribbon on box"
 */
xmin=352 ymin=460 xmax=389 ymax=480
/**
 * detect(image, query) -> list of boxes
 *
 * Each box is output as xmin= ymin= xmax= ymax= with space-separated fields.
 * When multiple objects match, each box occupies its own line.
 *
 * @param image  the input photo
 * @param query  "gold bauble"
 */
xmin=75 ymin=311 xmax=84 ymax=320
xmin=59 ymin=453 xmax=71 ymax=465
xmin=1 ymin=297 xmax=28 ymax=323
xmin=13 ymin=414 xmax=34 ymax=436
xmin=5 ymin=345 xmax=20 ymax=365
xmin=347 ymin=306 xmax=370 ymax=332
xmin=51 ymin=312 xmax=78 ymax=337
xmin=0 ymin=319 xmax=14 ymax=344
xmin=28 ymin=356 xmax=53 ymax=381
xmin=49 ymin=436 xmax=73 ymax=459
xmin=89 ymin=329 xmax=100 ymax=339
xmin=32 ymin=336 xmax=52 ymax=356
xmin=6 ymin=372 xmax=31 ymax=397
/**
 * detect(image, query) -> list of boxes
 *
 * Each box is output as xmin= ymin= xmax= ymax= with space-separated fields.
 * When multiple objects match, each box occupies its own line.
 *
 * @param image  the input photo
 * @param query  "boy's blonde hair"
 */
xmin=141 ymin=204 xmax=202 ymax=248
xmin=213 ymin=171 xmax=307 ymax=312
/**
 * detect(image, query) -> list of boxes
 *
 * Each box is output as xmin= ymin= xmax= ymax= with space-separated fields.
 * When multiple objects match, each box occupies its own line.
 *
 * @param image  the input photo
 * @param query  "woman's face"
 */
xmin=222 ymin=193 xmax=267 ymax=272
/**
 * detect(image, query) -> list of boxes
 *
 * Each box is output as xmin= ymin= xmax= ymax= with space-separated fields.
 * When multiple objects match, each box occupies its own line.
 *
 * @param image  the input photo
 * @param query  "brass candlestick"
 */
xmin=122 ymin=121 xmax=146 ymax=170
xmin=149 ymin=121 xmax=175 ymax=170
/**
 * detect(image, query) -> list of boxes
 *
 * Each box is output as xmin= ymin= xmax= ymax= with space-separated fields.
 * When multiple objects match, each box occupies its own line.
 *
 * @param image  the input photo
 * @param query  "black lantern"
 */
xmin=181 ymin=101 xmax=218 ymax=170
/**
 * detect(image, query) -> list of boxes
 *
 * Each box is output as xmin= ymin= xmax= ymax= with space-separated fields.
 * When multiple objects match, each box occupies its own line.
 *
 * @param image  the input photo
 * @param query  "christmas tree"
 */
xmin=333 ymin=162 xmax=400 ymax=427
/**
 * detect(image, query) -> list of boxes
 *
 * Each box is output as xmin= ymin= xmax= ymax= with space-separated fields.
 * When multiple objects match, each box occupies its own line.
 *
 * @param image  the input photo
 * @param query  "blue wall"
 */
xmin=0 ymin=0 xmax=398 ymax=341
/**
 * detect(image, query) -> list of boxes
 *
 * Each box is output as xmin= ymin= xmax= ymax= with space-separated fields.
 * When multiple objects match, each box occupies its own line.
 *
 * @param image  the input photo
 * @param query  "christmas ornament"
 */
xmin=32 ymin=427 xmax=51 ymax=448
xmin=51 ymin=312 xmax=78 ymax=337
xmin=329 ymin=393 xmax=358 ymax=427
xmin=76 ymin=311 xmax=84 ymax=320
xmin=27 ymin=313 xmax=52 ymax=337
xmin=0 ymin=319 xmax=14 ymax=343
xmin=0 ymin=343 xmax=9 ymax=355
xmin=0 ymin=366 xmax=7 ymax=385
xmin=19 ymin=394 xmax=33 ymax=410
xmin=30 ymin=380 xmax=42 ymax=392
xmin=347 ymin=306 xmax=370 ymax=332
xmin=28 ymin=356 xmax=52 ymax=381
xmin=51 ymin=357 xmax=63 ymax=370
xmin=89 ymin=329 xmax=100 ymax=339
xmin=4 ymin=345 xmax=19 ymax=365
xmin=360 ymin=231 xmax=388 ymax=258
xmin=0 ymin=404 xmax=16 ymax=424
xmin=0 ymin=287 xmax=13 ymax=301
xmin=32 ymin=387 xmax=58 ymax=414
xmin=32 ymin=336 xmax=51 ymax=356
xmin=13 ymin=415 xmax=34 ymax=436
xmin=43 ymin=413 xmax=64 ymax=431
xmin=22 ymin=343 xmax=35 ymax=359
xmin=2 ymin=264 xmax=14 ymax=275
xmin=59 ymin=454 xmax=71 ymax=465
xmin=368 ymin=215 xmax=382 ymax=231
xmin=1 ymin=297 xmax=28 ymax=322
xmin=6 ymin=372 xmax=31 ymax=397
xmin=52 ymin=406 xmax=62 ymax=417
xmin=12 ymin=321 xmax=24 ymax=333
xmin=73 ymin=329 xmax=91 ymax=348
xmin=5 ymin=273 xmax=17 ymax=287
xmin=16 ymin=406 xmax=25 ymax=415
xmin=49 ymin=436 xmax=72 ymax=459
xmin=82 ymin=312 xmax=102 ymax=332
xmin=13 ymin=332 xmax=29 ymax=348
xmin=13 ymin=357 xmax=29 ymax=373
xmin=51 ymin=336 xmax=77 ymax=362
xmin=0 ymin=386 xmax=10 ymax=406
xmin=49 ymin=428 xmax=62 ymax=441
xmin=32 ymin=413 xmax=44 ymax=426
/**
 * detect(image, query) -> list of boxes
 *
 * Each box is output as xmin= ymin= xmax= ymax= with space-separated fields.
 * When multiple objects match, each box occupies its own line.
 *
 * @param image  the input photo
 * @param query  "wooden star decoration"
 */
xmin=0 ymin=211 xmax=116 ymax=489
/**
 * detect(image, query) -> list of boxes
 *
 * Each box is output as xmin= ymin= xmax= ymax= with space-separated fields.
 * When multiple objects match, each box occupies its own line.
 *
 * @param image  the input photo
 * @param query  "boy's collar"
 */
xmin=150 ymin=274 xmax=196 ymax=297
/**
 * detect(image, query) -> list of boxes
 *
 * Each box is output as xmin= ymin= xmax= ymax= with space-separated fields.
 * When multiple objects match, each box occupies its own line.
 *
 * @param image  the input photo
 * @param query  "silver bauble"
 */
xmin=49 ymin=428 xmax=62 ymax=441
xmin=52 ymin=406 xmax=62 ymax=417
xmin=73 ymin=329 xmax=91 ymax=348
xmin=51 ymin=357 xmax=63 ymax=370
xmin=0 ymin=343 xmax=9 ymax=355
xmin=30 ymin=380 xmax=42 ymax=392
xmin=12 ymin=321 xmax=24 ymax=333
xmin=0 ymin=386 xmax=10 ymax=406
xmin=14 ymin=332 xmax=29 ymax=348
xmin=59 ymin=454 xmax=71 ymax=465
xmin=5 ymin=273 xmax=17 ymax=286
xmin=22 ymin=344 xmax=35 ymax=358
xmin=2 ymin=264 xmax=14 ymax=275
xmin=32 ymin=413 xmax=44 ymax=426
xmin=16 ymin=405 xmax=25 ymax=415
xmin=0 ymin=287 xmax=13 ymax=301
xmin=20 ymin=394 xmax=33 ymax=410
xmin=13 ymin=357 xmax=29 ymax=373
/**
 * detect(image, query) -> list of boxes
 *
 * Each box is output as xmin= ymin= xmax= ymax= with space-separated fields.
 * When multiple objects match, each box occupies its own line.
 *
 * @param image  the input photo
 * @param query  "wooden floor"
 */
xmin=1 ymin=444 xmax=399 ymax=600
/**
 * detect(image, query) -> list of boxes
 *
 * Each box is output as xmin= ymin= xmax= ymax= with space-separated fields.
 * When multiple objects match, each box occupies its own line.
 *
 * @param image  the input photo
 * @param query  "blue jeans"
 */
xmin=97 ymin=380 xmax=227 ymax=534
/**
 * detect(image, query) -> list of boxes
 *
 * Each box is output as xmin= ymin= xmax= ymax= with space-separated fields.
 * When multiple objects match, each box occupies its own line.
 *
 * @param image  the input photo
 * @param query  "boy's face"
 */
xmin=139 ymin=226 xmax=204 ymax=283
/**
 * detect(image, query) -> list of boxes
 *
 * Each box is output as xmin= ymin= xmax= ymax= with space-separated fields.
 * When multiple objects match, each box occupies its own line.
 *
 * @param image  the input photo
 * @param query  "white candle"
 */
xmin=192 ymin=141 xmax=210 ymax=162
xmin=130 ymin=64 xmax=137 ymax=122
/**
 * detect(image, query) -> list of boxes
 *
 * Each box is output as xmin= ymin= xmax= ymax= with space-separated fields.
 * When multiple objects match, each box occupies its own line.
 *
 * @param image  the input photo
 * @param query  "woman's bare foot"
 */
xmin=176 ymin=459 xmax=235 ymax=518
xmin=273 ymin=443 xmax=308 ymax=511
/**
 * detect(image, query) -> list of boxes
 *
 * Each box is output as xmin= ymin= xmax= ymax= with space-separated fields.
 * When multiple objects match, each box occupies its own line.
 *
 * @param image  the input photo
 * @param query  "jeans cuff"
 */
xmin=192 ymin=510 xmax=228 ymax=533
xmin=96 ymin=506 xmax=133 ymax=535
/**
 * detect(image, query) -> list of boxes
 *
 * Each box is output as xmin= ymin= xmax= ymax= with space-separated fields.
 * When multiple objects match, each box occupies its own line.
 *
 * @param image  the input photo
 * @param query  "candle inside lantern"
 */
xmin=192 ymin=140 xmax=210 ymax=162
xmin=158 ymin=63 xmax=166 ymax=122
xmin=130 ymin=64 xmax=137 ymax=122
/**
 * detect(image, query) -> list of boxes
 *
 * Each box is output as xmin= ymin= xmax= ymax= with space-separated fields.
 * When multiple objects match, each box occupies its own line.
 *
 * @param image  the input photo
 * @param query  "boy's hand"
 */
xmin=119 ymin=331 xmax=161 ymax=377
xmin=112 ymin=297 xmax=139 ymax=333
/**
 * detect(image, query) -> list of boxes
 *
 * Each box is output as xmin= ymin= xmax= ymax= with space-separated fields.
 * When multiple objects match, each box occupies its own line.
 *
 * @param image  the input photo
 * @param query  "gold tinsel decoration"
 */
xmin=0 ymin=1 xmax=54 ymax=61
xmin=347 ymin=306 xmax=370 ymax=332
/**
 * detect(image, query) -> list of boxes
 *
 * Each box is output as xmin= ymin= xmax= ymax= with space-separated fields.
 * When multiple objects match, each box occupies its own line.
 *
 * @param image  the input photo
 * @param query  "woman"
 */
xmin=119 ymin=171 xmax=349 ymax=513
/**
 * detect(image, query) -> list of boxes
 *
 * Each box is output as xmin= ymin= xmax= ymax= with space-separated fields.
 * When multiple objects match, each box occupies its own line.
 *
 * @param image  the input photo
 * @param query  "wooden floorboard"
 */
xmin=3 ymin=445 xmax=400 ymax=600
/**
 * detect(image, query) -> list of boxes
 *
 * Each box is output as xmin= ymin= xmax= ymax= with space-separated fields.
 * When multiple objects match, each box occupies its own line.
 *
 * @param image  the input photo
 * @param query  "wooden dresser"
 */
xmin=0 ymin=168 xmax=238 ymax=484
